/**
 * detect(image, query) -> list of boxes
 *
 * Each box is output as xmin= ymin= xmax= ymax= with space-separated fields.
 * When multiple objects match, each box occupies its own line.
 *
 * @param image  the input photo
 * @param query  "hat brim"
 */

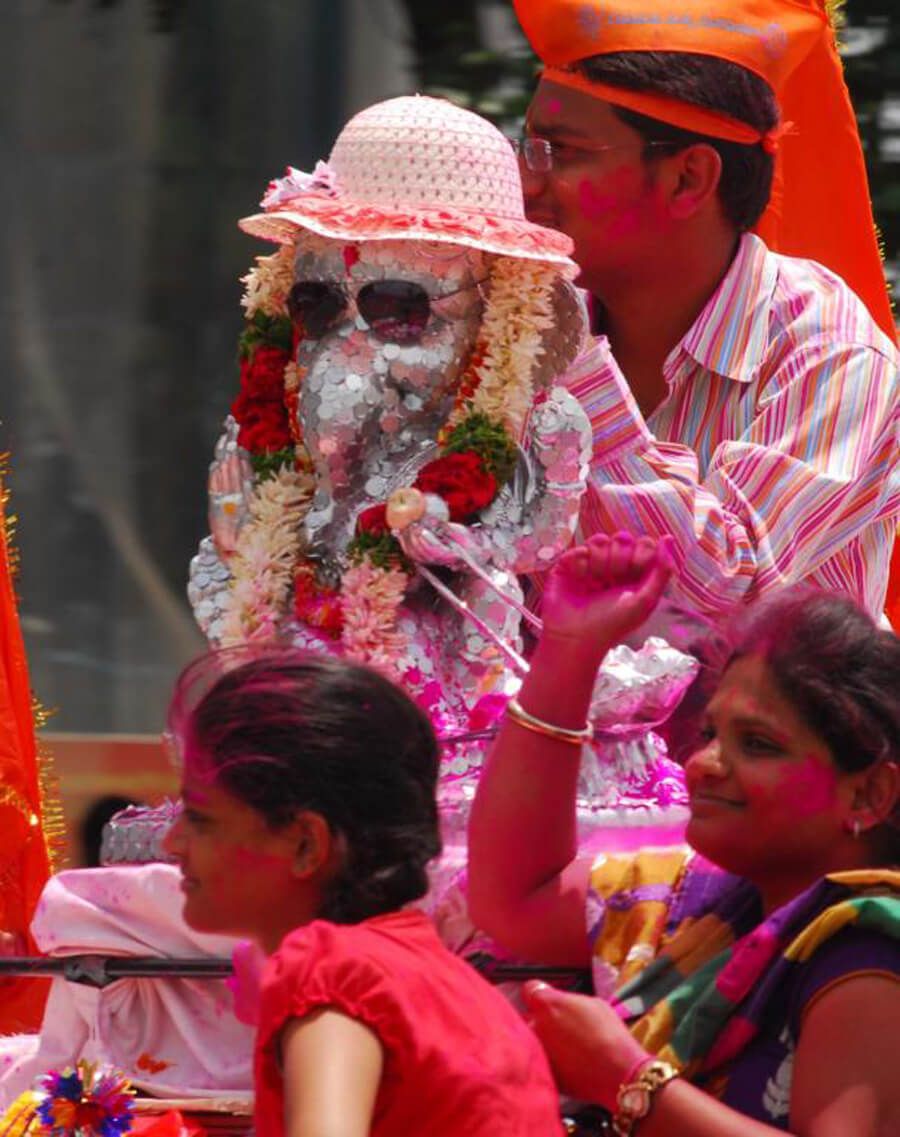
xmin=239 ymin=195 xmax=578 ymax=275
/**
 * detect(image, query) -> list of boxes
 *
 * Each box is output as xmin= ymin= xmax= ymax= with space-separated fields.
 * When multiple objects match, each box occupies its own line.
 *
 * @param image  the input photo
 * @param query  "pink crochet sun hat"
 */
xmin=239 ymin=95 xmax=576 ymax=271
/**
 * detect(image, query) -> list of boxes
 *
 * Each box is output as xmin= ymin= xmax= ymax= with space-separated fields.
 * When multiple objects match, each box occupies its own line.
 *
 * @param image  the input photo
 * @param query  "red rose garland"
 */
xmin=414 ymin=452 xmax=497 ymax=523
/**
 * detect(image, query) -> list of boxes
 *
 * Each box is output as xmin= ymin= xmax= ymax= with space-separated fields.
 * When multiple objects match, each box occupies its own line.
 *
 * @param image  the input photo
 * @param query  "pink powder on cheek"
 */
xmin=576 ymin=177 xmax=619 ymax=223
xmin=749 ymin=755 xmax=838 ymax=818
xmin=576 ymin=175 xmax=646 ymax=238
xmin=782 ymin=757 xmax=839 ymax=816
xmin=229 ymin=844 xmax=293 ymax=870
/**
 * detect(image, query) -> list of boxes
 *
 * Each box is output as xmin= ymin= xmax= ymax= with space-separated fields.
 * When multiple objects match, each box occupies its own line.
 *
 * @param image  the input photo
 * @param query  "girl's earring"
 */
xmin=845 ymin=817 xmax=861 ymax=839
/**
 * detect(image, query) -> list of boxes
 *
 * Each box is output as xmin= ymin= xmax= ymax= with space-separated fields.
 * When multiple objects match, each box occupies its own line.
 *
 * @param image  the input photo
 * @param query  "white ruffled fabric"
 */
xmin=0 ymin=865 xmax=253 ymax=1108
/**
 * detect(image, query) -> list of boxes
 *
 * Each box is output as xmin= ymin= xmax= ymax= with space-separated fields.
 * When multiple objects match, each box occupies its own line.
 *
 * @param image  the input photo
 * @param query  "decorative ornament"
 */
xmin=0 ymin=1061 xmax=135 ymax=1137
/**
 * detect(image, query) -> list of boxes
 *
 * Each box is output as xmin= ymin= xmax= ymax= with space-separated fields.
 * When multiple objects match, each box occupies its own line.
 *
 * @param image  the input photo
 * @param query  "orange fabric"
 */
xmin=542 ymin=67 xmax=781 ymax=147
xmin=515 ymin=0 xmax=824 ymax=92
xmin=515 ymin=0 xmax=897 ymax=344
xmin=0 ymin=488 xmax=51 ymax=1031
xmin=755 ymin=15 xmax=896 ymax=341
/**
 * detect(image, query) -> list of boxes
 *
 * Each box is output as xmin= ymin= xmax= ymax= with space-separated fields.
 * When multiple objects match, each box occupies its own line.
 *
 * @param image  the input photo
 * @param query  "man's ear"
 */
xmin=666 ymin=143 xmax=723 ymax=221
xmin=287 ymin=810 xmax=335 ymax=879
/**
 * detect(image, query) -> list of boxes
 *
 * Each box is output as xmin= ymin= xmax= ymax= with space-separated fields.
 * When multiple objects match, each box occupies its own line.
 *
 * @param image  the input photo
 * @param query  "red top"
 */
xmin=255 ymin=910 xmax=563 ymax=1137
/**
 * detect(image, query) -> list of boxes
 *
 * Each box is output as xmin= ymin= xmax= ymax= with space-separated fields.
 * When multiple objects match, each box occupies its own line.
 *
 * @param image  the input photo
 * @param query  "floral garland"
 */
xmin=218 ymin=239 xmax=559 ymax=673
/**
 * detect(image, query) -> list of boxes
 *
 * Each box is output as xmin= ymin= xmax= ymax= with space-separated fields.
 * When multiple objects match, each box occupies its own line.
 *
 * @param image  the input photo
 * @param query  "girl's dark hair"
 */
xmin=730 ymin=588 xmax=900 ymax=856
xmin=576 ymin=51 xmax=779 ymax=230
xmin=168 ymin=649 xmax=442 ymax=923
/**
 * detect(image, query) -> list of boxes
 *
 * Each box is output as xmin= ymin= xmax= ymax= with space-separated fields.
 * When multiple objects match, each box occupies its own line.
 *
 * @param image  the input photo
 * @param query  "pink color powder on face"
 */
xmin=768 ymin=755 xmax=838 ymax=817
xmin=229 ymin=843 xmax=293 ymax=870
xmin=576 ymin=174 xmax=647 ymax=236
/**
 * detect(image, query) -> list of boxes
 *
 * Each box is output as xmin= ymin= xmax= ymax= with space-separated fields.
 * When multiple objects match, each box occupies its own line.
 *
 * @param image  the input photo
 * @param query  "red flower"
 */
xmin=294 ymin=572 xmax=343 ymax=636
xmin=231 ymin=392 xmax=292 ymax=453
xmin=240 ymin=345 xmax=291 ymax=401
xmin=355 ymin=503 xmax=389 ymax=537
xmin=415 ymin=451 xmax=497 ymax=522
xmin=342 ymin=244 xmax=361 ymax=272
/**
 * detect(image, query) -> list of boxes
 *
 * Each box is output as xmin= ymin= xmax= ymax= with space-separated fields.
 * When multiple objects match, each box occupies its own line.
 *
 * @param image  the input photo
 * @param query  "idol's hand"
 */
xmin=208 ymin=417 xmax=254 ymax=556
xmin=523 ymin=981 xmax=650 ymax=1109
xmin=540 ymin=532 xmax=675 ymax=658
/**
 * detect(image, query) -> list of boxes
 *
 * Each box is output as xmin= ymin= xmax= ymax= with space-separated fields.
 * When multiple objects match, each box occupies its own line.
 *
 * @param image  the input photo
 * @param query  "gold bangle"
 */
xmin=505 ymin=698 xmax=593 ymax=746
xmin=612 ymin=1059 xmax=679 ymax=1136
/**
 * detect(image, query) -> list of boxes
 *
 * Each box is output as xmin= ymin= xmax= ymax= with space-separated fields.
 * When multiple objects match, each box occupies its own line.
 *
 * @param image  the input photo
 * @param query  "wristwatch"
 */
xmin=611 ymin=1059 xmax=679 ymax=1136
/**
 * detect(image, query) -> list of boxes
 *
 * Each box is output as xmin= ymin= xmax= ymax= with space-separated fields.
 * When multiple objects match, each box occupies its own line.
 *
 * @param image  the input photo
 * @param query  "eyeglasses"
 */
xmin=286 ymin=278 xmax=484 ymax=344
xmin=514 ymin=136 xmax=676 ymax=175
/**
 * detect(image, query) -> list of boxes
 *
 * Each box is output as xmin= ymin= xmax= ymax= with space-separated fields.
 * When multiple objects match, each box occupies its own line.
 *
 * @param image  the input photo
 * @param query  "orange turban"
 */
xmin=514 ymin=0 xmax=897 ymax=344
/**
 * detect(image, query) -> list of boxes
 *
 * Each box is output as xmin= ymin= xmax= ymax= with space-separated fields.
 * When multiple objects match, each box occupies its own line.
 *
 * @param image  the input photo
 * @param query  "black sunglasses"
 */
xmin=286 ymin=278 xmax=483 ymax=344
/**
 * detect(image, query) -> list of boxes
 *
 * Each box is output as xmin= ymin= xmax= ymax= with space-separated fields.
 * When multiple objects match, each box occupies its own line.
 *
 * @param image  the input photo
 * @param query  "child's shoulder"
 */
xmin=265 ymin=910 xmax=440 ymax=992
xmin=256 ymin=910 xmax=452 ymax=1049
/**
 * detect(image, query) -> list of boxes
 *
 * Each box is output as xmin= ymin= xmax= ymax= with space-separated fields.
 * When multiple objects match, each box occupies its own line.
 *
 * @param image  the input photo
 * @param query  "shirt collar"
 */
xmin=669 ymin=232 xmax=777 ymax=384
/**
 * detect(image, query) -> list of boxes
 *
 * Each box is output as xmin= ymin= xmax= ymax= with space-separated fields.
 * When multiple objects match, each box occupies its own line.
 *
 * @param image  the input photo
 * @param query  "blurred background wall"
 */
xmin=1 ymin=0 xmax=897 ymax=751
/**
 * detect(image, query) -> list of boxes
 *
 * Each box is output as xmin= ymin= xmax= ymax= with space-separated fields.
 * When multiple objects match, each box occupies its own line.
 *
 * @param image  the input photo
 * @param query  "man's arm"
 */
xmin=568 ymin=338 xmax=898 ymax=615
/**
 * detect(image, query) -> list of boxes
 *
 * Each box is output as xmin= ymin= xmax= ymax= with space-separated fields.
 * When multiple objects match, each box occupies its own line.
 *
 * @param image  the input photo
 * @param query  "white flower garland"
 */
xmin=219 ymin=461 xmax=314 ymax=646
xmin=339 ymin=561 xmax=410 ymax=680
xmin=450 ymin=256 xmax=559 ymax=437
xmin=240 ymin=245 xmax=296 ymax=319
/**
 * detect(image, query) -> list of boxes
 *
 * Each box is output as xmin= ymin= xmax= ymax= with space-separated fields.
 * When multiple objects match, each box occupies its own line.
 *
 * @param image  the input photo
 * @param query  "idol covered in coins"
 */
xmin=189 ymin=96 xmax=593 ymax=751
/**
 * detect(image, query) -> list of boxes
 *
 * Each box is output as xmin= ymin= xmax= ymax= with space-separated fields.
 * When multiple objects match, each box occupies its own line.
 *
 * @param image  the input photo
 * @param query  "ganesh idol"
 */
xmin=188 ymin=95 xmax=693 ymax=824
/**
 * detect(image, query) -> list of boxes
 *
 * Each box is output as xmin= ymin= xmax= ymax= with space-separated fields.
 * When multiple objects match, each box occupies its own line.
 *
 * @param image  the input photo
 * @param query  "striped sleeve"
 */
xmin=570 ymin=339 xmax=899 ymax=616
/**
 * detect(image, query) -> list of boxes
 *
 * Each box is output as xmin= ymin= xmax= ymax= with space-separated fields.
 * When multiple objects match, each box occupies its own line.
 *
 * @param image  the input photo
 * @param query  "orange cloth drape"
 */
xmin=0 ymin=485 xmax=51 ymax=1031
xmin=755 ymin=13 xmax=896 ymax=342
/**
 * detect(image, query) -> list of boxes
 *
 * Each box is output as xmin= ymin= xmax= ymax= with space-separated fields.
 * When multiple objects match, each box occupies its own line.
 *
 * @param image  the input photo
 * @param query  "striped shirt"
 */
xmin=566 ymin=233 xmax=899 ymax=617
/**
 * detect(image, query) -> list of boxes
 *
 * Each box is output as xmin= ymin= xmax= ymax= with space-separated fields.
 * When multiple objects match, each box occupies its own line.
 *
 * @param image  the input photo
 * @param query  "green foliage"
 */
xmin=238 ymin=312 xmax=293 ymax=361
xmin=250 ymin=448 xmax=295 ymax=482
xmin=442 ymin=412 xmax=518 ymax=485
xmin=346 ymin=530 xmax=411 ymax=573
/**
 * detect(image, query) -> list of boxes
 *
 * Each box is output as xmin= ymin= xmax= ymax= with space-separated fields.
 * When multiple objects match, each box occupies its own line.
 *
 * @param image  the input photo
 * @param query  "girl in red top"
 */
xmin=163 ymin=648 xmax=562 ymax=1137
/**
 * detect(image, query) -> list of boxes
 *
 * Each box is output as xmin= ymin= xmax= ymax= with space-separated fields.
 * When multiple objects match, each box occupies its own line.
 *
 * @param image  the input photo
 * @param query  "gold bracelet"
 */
xmin=505 ymin=698 xmax=593 ymax=746
xmin=612 ymin=1058 xmax=679 ymax=1136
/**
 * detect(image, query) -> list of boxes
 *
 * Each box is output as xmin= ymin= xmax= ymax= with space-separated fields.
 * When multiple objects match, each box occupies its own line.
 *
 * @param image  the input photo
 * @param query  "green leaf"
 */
xmin=346 ymin=530 xmax=411 ymax=573
xmin=250 ymin=448 xmax=296 ymax=482
xmin=442 ymin=412 xmax=518 ymax=485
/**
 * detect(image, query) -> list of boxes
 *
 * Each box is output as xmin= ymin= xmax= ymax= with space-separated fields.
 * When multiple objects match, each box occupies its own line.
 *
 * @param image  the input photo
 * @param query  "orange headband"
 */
xmin=542 ymin=66 xmax=787 ymax=151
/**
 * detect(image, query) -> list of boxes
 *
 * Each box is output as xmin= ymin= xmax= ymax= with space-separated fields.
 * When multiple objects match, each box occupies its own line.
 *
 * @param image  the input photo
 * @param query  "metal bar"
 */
xmin=416 ymin=563 xmax=530 ymax=675
xmin=0 ymin=956 xmax=233 ymax=988
xmin=436 ymin=528 xmax=544 ymax=634
xmin=0 ymin=952 xmax=590 ymax=990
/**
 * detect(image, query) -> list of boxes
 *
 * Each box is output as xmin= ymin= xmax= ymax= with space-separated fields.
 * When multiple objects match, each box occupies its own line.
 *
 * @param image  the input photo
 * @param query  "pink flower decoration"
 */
xmin=261 ymin=161 xmax=338 ymax=209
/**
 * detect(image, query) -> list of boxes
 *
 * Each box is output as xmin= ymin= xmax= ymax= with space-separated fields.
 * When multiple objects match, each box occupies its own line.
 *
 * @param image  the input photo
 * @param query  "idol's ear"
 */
xmin=531 ymin=277 xmax=589 ymax=391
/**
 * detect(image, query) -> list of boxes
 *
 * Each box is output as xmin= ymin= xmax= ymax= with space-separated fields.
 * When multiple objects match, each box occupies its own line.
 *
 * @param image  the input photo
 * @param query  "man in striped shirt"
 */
xmin=514 ymin=3 xmax=899 ymax=619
